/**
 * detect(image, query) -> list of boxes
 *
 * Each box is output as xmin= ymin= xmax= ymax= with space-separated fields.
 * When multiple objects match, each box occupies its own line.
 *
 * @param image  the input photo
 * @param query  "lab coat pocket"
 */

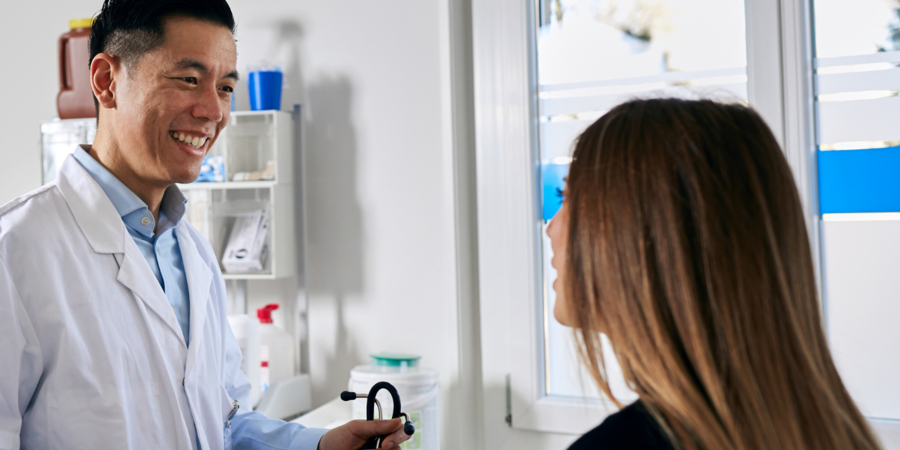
xmin=220 ymin=385 xmax=237 ymax=450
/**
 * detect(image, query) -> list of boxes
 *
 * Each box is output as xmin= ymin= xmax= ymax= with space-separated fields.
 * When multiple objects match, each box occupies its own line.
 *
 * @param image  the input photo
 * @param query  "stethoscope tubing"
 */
xmin=364 ymin=382 xmax=402 ymax=448
xmin=340 ymin=381 xmax=415 ymax=449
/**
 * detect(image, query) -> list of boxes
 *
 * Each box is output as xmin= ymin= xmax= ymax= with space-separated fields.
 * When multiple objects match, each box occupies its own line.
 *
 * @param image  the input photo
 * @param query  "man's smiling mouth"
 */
xmin=169 ymin=131 xmax=208 ymax=149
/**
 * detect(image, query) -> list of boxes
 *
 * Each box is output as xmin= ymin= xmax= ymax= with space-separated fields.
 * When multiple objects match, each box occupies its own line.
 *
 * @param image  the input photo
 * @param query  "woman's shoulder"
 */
xmin=567 ymin=400 xmax=675 ymax=450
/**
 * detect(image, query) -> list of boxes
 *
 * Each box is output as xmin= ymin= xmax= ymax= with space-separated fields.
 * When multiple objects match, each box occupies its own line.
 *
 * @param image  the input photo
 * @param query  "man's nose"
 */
xmin=192 ymin=86 xmax=224 ymax=123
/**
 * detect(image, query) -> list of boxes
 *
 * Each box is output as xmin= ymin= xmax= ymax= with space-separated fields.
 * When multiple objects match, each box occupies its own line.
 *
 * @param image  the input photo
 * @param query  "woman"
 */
xmin=547 ymin=99 xmax=881 ymax=450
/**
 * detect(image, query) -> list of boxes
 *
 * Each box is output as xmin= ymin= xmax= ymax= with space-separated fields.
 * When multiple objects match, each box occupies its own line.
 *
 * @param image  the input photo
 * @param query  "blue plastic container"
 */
xmin=248 ymin=70 xmax=283 ymax=111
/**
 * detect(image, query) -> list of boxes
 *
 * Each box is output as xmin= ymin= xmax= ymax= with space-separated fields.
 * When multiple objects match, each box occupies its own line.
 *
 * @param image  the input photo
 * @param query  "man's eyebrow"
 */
xmin=174 ymin=58 xmax=240 ymax=81
xmin=174 ymin=58 xmax=208 ymax=73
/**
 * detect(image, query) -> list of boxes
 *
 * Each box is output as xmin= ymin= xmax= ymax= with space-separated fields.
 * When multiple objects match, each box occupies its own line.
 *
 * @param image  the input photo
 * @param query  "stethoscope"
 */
xmin=341 ymin=381 xmax=416 ymax=449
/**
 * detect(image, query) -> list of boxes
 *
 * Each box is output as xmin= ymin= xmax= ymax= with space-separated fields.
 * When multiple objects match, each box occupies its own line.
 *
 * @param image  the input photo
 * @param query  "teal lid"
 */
xmin=369 ymin=353 xmax=421 ymax=367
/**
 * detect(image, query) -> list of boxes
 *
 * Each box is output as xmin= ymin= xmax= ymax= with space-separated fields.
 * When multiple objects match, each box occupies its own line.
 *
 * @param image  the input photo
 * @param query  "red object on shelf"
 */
xmin=257 ymin=303 xmax=279 ymax=324
xmin=57 ymin=21 xmax=97 ymax=119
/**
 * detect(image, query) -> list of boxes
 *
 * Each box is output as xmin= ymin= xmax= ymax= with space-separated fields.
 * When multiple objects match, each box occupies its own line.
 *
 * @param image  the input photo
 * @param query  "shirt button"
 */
xmin=141 ymin=216 xmax=151 ymax=226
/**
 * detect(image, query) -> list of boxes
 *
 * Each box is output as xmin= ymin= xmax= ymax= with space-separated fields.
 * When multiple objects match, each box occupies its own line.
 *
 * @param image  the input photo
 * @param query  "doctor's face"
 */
xmin=112 ymin=16 xmax=237 ymax=185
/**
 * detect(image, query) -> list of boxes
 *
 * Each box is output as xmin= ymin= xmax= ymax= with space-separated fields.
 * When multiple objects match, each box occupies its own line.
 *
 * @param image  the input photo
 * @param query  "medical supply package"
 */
xmin=222 ymin=209 xmax=269 ymax=273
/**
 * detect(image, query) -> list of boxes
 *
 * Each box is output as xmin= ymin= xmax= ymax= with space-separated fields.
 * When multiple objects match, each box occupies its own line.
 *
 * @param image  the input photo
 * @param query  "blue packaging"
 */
xmin=195 ymin=155 xmax=226 ymax=182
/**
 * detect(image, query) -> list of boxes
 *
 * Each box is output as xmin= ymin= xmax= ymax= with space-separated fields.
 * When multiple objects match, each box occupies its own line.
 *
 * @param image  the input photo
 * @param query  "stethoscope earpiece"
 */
xmin=400 ymin=413 xmax=416 ymax=436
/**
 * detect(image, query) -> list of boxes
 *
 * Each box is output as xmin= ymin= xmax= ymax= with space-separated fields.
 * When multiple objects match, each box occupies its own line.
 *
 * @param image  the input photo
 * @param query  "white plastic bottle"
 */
xmin=227 ymin=314 xmax=261 ymax=406
xmin=256 ymin=304 xmax=295 ymax=392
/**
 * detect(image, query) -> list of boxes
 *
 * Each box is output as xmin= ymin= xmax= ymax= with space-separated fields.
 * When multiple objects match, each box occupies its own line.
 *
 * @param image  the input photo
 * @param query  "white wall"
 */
xmin=227 ymin=3 xmax=480 ymax=449
xmin=0 ymin=1 xmax=481 ymax=449
xmin=2 ymin=0 xmax=102 ymax=203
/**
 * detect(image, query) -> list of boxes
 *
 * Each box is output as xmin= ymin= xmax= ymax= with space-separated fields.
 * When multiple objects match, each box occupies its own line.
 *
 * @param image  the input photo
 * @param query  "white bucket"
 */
xmin=349 ymin=365 xmax=440 ymax=450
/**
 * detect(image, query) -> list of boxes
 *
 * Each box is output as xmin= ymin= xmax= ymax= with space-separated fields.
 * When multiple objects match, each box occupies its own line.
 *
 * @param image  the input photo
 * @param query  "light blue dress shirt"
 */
xmin=72 ymin=146 xmax=327 ymax=450
xmin=74 ymin=146 xmax=191 ymax=345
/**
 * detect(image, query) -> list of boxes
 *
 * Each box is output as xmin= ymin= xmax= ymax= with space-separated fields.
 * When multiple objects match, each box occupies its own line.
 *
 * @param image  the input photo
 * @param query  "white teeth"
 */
xmin=170 ymin=132 xmax=207 ymax=149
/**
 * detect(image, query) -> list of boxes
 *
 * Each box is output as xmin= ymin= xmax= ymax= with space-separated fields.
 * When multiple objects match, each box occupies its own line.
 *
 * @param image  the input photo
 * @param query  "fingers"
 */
xmin=319 ymin=420 xmax=406 ymax=450
xmin=380 ymin=426 xmax=412 ymax=449
xmin=379 ymin=437 xmax=403 ymax=450
xmin=348 ymin=418 xmax=403 ymax=439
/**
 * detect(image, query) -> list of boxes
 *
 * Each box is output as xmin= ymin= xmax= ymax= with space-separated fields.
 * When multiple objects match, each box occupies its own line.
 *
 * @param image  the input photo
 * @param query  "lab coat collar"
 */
xmin=177 ymin=221 xmax=212 ymax=378
xmin=56 ymin=155 xmax=127 ymax=254
xmin=72 ymin=145 xmax=188 ymax=239
xmin=56 ymin=155 xmax=187 ymax=346
xmin=71 ymin=145 xmax=147 ymax=222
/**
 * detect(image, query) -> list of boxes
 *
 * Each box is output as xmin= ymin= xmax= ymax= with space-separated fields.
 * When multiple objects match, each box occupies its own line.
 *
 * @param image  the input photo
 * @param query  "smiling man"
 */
xmin=0 ymin=1 xmax=409 ymax=449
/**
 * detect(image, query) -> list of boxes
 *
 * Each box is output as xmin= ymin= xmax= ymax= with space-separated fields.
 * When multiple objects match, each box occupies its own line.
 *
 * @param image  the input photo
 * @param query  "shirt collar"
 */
xmin=72 ymin=145 xmax=187 ymax=237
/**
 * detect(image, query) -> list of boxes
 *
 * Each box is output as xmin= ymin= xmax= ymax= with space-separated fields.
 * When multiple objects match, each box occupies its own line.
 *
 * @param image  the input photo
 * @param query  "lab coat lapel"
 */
xmin=115 ymin=242 xmax=186 ymax=347
xmin=176 ymin=222 xmax=212 ymax=378
xmin=56 ymin=155 xmax=186 ymax=346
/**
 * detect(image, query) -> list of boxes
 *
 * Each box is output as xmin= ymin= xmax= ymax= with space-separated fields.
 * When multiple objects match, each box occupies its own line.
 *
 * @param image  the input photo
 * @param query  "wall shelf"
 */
xmin=178 ymin=180 xmax=279 ymax=191
xmin=182 ymin=110 xmax=298 ymax=280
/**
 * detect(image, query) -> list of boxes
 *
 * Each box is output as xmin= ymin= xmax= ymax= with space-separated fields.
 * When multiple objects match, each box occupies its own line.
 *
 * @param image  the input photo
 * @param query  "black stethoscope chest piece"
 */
xmin=341 ymin=381 xmax=416 ymax=449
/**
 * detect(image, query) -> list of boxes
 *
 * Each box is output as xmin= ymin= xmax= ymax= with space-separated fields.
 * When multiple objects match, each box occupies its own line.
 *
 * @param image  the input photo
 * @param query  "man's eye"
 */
xmin=182 ymin=77 xmax=198 ymax=85
xmin=220 ymin=86 xmax=234 ymax=93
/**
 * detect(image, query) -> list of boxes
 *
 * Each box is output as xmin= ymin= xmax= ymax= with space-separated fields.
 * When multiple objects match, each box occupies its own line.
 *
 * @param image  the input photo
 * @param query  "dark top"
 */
xmin=568 ymin=400 xmax=675 ymax=450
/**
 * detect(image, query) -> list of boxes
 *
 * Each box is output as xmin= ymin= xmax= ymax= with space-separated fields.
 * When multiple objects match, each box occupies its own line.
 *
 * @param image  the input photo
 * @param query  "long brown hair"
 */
xmin=564 ymin=98 xmax=880 ymax=450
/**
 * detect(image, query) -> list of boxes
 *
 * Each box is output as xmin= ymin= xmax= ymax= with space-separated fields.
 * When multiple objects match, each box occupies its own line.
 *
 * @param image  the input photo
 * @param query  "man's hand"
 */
xmin=317 ymin=418 xmax=411 ymax=450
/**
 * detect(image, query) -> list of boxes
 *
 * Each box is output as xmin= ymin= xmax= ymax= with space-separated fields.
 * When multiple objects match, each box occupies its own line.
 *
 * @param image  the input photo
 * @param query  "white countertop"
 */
xmin=291 ymin=397 xmax=353 ymax=430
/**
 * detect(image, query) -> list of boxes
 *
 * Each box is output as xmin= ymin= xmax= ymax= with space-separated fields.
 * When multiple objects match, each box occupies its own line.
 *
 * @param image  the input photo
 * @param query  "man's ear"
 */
xmin=91 ymin=53 xmax=119 ymax=110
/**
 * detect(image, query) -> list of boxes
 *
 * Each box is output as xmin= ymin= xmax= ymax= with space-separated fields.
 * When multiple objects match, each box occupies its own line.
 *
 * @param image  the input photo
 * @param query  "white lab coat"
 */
xmin=0 ymin=156 xmax=260 ymax=449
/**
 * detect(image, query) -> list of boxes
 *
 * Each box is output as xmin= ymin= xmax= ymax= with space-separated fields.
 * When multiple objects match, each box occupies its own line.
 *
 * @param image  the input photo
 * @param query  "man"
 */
xmin=0 ymin=1 xmax=409 ymax=449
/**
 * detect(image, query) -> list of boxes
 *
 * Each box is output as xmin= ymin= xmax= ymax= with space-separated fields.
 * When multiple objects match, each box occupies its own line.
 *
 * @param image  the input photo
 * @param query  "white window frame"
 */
xmin=473 ymin=0 xmax=823 ymax=445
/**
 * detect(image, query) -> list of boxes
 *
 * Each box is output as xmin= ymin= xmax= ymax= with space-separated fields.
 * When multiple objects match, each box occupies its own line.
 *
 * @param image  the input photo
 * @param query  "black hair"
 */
xmin=89 ymin=0 xmax=236 ymax=115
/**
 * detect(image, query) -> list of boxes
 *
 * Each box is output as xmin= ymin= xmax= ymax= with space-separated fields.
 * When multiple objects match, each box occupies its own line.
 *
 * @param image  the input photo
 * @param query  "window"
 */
xmin=812 ymin=0 xmax=900 ymax=424
xmin=473 ymin=0 xmax=899 ymax=447
xmin=536 ymin=0 xmax=749 ymax=403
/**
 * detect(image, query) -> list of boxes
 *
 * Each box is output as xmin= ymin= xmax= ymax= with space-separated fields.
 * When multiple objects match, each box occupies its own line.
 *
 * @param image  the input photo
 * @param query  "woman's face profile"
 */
xmin=547 ymin=198 xmax=573 ymax=327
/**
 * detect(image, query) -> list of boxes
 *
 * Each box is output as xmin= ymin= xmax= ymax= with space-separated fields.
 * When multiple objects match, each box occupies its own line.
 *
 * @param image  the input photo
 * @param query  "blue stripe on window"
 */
xmin=818 ymin=146 xmax=900 ymax=214
xmin=542 ymin=163 xmax=569 ymax=222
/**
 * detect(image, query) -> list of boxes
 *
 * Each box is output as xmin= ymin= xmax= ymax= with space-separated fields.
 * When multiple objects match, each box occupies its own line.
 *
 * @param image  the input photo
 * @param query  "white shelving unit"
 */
xmin=40 ymin=118 xmax=97 ymax=184
xmin=180 ymin=109 xmax=298 ymax=281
